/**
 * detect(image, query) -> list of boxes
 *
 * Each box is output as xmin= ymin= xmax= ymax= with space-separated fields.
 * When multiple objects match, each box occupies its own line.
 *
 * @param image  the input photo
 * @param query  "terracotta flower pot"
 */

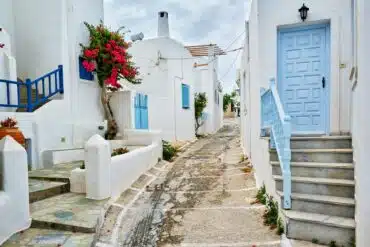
xmin=0 ymin=127 xmax=25 ymax=145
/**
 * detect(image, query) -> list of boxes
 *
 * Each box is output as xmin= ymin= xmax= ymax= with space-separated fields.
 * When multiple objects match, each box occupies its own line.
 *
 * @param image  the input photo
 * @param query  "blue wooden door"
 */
xmin=134 ymin=93 xmax=148 ymax=129
xmin=278 ymin=24 xmax=329 ymax=134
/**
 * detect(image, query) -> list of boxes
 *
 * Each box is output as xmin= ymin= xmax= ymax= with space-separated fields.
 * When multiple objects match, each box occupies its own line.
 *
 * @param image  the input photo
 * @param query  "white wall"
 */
xmin=193 ymin=55 xmax=223 ymax=135
xmin=0 ymin=0 xmax=16 ymax=57
xmin=13 ymin=0 xmax=65 ymax=81
xmin=67 ymin=0 xmax=105 ymax=146
xmin=129 ymin=37 xmax=195 ymax=142
xmin=0 ymin=136 xmax=31 ymax=245
xmin=0 ymin=0 xmax=106 ymax=169
xmin=352 ymin=0 xmax=370 ymax=245
xmin=240 ymin=0 xmax=353 ymax=196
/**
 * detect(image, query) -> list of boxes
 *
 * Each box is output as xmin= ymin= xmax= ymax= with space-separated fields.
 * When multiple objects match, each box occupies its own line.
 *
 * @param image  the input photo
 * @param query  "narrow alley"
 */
xmin=96 ymin=120 xmax=282 ymax=247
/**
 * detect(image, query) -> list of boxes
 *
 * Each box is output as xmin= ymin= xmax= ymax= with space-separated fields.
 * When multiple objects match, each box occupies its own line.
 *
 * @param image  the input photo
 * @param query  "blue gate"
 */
xmin=134 ymin=93 xmax=148 ymax=129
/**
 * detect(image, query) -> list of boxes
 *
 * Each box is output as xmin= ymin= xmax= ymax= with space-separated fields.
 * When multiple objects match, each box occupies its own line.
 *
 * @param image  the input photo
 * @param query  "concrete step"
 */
xmin=28 ymin=162 xmax=82 ymax=182
xmin=274 ymin=175 xmax=355 ymax=198
xmin=284 ymin=210 xmax=355 ymax=246
xmin=271 ymin=162 xmax=354 ymax=180
xmin=30 ymin=193 xmax=109 ymax=233
xmin=49 ymin=148 xmax=84 ymax=166
xmin=277 ymin=191 xmax=355 ymax=218
xmin=29 ymin=179 xmax=69 ymax=203
xmin=289 ymin=136 xmax=352 ymax=149
xmin=270 ymin=149 xmax=353 ymax=163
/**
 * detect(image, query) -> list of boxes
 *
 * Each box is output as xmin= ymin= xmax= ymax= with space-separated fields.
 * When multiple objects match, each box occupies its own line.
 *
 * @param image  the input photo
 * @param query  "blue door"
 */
xmin=278 ymin=24 xmax=330 ymax=134
xmin=134 ymin=93 xmax=148 ymax=129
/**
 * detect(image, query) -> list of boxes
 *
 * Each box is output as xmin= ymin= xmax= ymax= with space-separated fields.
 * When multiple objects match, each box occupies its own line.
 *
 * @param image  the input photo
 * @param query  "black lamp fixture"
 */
xmin=298 ymin=4 xmax=309 ymax=21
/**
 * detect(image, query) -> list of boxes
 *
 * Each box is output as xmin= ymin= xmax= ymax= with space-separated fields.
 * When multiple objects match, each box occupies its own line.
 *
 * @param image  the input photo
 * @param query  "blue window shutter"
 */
xmin=182 ymin=84 xmax=190 ymax=109
xmin=79 ymin=57 xmax=94 ymax=81
xmin=134 ymin=93 xmax=141 ymax=129
xmin=141 ymin=95 xmax=149 ymax=129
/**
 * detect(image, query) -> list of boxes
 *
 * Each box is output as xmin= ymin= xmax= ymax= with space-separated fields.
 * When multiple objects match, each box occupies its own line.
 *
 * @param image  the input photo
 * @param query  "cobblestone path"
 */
xmin=96 ymin=120 xmax=281 ymax=247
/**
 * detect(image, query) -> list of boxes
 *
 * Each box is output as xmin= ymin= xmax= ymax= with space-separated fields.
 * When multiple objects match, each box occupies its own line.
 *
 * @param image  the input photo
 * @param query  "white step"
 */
xmin=274 ymin=175 xmax=355 ymax=198
xmin=271 ymin=162 xmax=354 ymax=179
xmin=270 ymin=149 xmax=353 ymax=163
xmin=42 ymin=148 xmax=84 ymax=168
xmin=277 ymin=191 xmax=355 ymax=218
xmin=269 ymin=135 xmax=352 ymax=149
xmin=284 ymin=210 xmax=355 ymax=246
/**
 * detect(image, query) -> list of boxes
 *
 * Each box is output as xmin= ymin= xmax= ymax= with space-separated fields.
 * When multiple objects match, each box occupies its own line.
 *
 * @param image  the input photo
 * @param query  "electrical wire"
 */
xmin=218 ymin=39 xmax=244 ymax=82
xmin=205 ymin=30 xmax=245 ymax=65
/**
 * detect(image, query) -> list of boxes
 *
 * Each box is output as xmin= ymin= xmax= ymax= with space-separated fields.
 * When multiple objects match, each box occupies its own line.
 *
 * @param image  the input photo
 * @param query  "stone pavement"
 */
xmin=95 ymin=121 xmax=283 ymax=247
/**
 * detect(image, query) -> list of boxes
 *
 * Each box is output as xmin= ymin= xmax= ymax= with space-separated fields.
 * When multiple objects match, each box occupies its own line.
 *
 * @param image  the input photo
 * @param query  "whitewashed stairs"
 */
xmin=270 ymin=136 xmax=355 ymax=246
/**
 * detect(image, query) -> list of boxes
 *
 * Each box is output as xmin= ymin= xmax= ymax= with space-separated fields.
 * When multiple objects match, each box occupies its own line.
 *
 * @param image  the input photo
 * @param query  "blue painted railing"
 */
xmin=0 ymin=65 xmax=64 ymax=112
xmin=260 ymin=78 xmax=292 ymax=209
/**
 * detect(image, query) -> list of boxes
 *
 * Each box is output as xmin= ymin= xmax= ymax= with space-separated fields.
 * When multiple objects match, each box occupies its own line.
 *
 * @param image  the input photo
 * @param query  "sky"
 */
xmin=104 ymin=0 xmax=247 ymax=93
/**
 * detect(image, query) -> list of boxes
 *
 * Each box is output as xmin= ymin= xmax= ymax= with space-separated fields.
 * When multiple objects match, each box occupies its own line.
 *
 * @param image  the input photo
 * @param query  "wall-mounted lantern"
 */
xmin=298 ymin=4 xmax=309 ymax=21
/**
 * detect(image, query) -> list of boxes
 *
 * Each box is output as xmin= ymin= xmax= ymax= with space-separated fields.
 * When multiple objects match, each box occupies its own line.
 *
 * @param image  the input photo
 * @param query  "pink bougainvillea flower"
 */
xmin=84 ymin=48 xmax=99 ymax=59
xmin=82 ymin=60 xmax=96 ymax=72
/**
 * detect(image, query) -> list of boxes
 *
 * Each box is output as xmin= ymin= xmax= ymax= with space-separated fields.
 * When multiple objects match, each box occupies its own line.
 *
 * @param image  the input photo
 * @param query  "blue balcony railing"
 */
xmin=0 ymin=65 xmax=64 ymax=112
xmin=260 ymin=78 xmax=292 ymax=209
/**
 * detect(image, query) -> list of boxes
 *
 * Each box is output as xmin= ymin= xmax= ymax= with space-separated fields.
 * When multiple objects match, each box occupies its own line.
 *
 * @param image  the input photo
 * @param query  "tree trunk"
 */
xmin=100 ymin=84 xmax=118 ymax=140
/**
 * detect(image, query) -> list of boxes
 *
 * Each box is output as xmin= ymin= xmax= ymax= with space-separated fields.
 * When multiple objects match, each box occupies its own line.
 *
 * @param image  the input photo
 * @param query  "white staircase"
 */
xmin=270 ymin=136 xmax=355 ymax=246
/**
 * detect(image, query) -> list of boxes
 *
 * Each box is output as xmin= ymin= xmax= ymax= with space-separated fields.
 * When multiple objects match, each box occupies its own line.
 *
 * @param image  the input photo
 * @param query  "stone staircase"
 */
xmin=16 ymin=85 xmax=50 ymax=112
xmin=3 ymin=161 xmax=103 ymax=245
xmin=270 ymin=136 xmax=355 ymax=246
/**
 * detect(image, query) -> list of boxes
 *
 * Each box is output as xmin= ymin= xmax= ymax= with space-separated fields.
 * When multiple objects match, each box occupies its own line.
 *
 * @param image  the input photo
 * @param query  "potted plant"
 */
xmin=0 ymin=117 xmax=25 ymax=145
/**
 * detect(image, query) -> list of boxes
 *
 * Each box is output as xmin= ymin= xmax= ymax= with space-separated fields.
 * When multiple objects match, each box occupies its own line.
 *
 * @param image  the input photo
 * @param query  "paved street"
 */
xmin=96 ymin=119 xmax=281 ymax=247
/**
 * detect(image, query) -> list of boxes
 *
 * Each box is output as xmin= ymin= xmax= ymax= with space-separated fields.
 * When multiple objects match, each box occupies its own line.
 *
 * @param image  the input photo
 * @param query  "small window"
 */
xmin=181 ymin=84 xmax=190 ymax=109
xmin=79 ymin=56 xmax=94 ymax=81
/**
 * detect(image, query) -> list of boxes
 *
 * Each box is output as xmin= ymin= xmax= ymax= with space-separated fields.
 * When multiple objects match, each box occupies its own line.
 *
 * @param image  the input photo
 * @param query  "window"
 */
xmin=79 ymin=56 xmax=94 ymax=81
xmin=181 ymin=84 xmax=190 ymax=109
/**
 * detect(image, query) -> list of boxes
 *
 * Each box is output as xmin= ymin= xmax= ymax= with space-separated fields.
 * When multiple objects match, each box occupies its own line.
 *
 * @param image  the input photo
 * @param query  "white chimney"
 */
xmin=158 ymin=11 xmax=169 ymax=37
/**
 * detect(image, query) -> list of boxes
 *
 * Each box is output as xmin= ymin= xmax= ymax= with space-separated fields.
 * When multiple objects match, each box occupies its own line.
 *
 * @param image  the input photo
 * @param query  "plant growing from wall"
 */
xmin=253 ymin=184 xmax=284 ymax=235
xmin=194 ymin=93 xmax=207 ymax=135
xmin=111 ymin=147 xmax=129 ymax=157
xmin=80 ymin=21 xmax=141 ymax=140
xmin=162 ymin=141 xmax=178 ymax=161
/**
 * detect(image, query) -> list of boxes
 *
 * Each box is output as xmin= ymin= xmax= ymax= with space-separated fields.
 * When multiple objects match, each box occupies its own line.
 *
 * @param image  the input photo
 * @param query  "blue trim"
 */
xmin=134 ymin=93 xmax=149 ymax=129
xmin=0 ymin=65 xmax=64 ymax=112
xmin=79 ymin=56 xmax=94 ymax=81
xmin=181 ymin=84 xmax=190 ymax=109
xmin=277 ymin=22 xmax=330 ymax=134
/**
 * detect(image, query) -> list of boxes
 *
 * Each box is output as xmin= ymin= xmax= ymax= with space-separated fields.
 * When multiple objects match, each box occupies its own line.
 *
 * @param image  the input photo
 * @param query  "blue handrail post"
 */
xmin=58 ymin=65 xmax=64 ymax=94
xmin=26 ymin=79 xmax=33 ymax=112
xmin=282 ymin=115 xmax=292 ymax=209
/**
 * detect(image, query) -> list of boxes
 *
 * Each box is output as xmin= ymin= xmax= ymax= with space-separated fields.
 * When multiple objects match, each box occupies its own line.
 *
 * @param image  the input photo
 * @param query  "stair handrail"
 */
xmin=260 ymin=78 xmax=292 ymax=209
xmin=0 ymin=65 xmax=64 ymax=112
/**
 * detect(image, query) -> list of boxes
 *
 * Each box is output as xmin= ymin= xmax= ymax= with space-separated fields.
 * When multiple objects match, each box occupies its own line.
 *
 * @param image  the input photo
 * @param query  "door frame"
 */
xmin=277 ymin=22 xmax=331 ymax=135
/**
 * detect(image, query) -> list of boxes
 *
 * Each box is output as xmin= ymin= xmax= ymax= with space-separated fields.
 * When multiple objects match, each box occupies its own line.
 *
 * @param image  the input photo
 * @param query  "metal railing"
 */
xmin=260 ymin=78 xmax=292 ymax=209
xmin=0 ymin=65 xmax=64 ymax=112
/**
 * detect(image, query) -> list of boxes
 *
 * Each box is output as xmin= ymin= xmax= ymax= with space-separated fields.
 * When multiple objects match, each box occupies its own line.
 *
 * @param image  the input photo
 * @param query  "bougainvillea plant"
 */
xmin=0 ymin=117 xmax=18 ymax=128
xmin=80 ymin=21 xmax=141 ymax=140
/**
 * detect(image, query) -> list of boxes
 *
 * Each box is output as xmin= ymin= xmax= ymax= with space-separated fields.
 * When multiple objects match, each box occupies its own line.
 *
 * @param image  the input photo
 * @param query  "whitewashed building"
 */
xmin=239 ymin=0 xmax=361 ymax=245
xmin=187 ymin=44 xmax=224 ymax=135
xmin=0 ymin=0 xmax=108 ymax=169
xmin=350 ymin=0 xmax=370 ymax=245
xmin=128 ymin=12 xmax=196 ymax=142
